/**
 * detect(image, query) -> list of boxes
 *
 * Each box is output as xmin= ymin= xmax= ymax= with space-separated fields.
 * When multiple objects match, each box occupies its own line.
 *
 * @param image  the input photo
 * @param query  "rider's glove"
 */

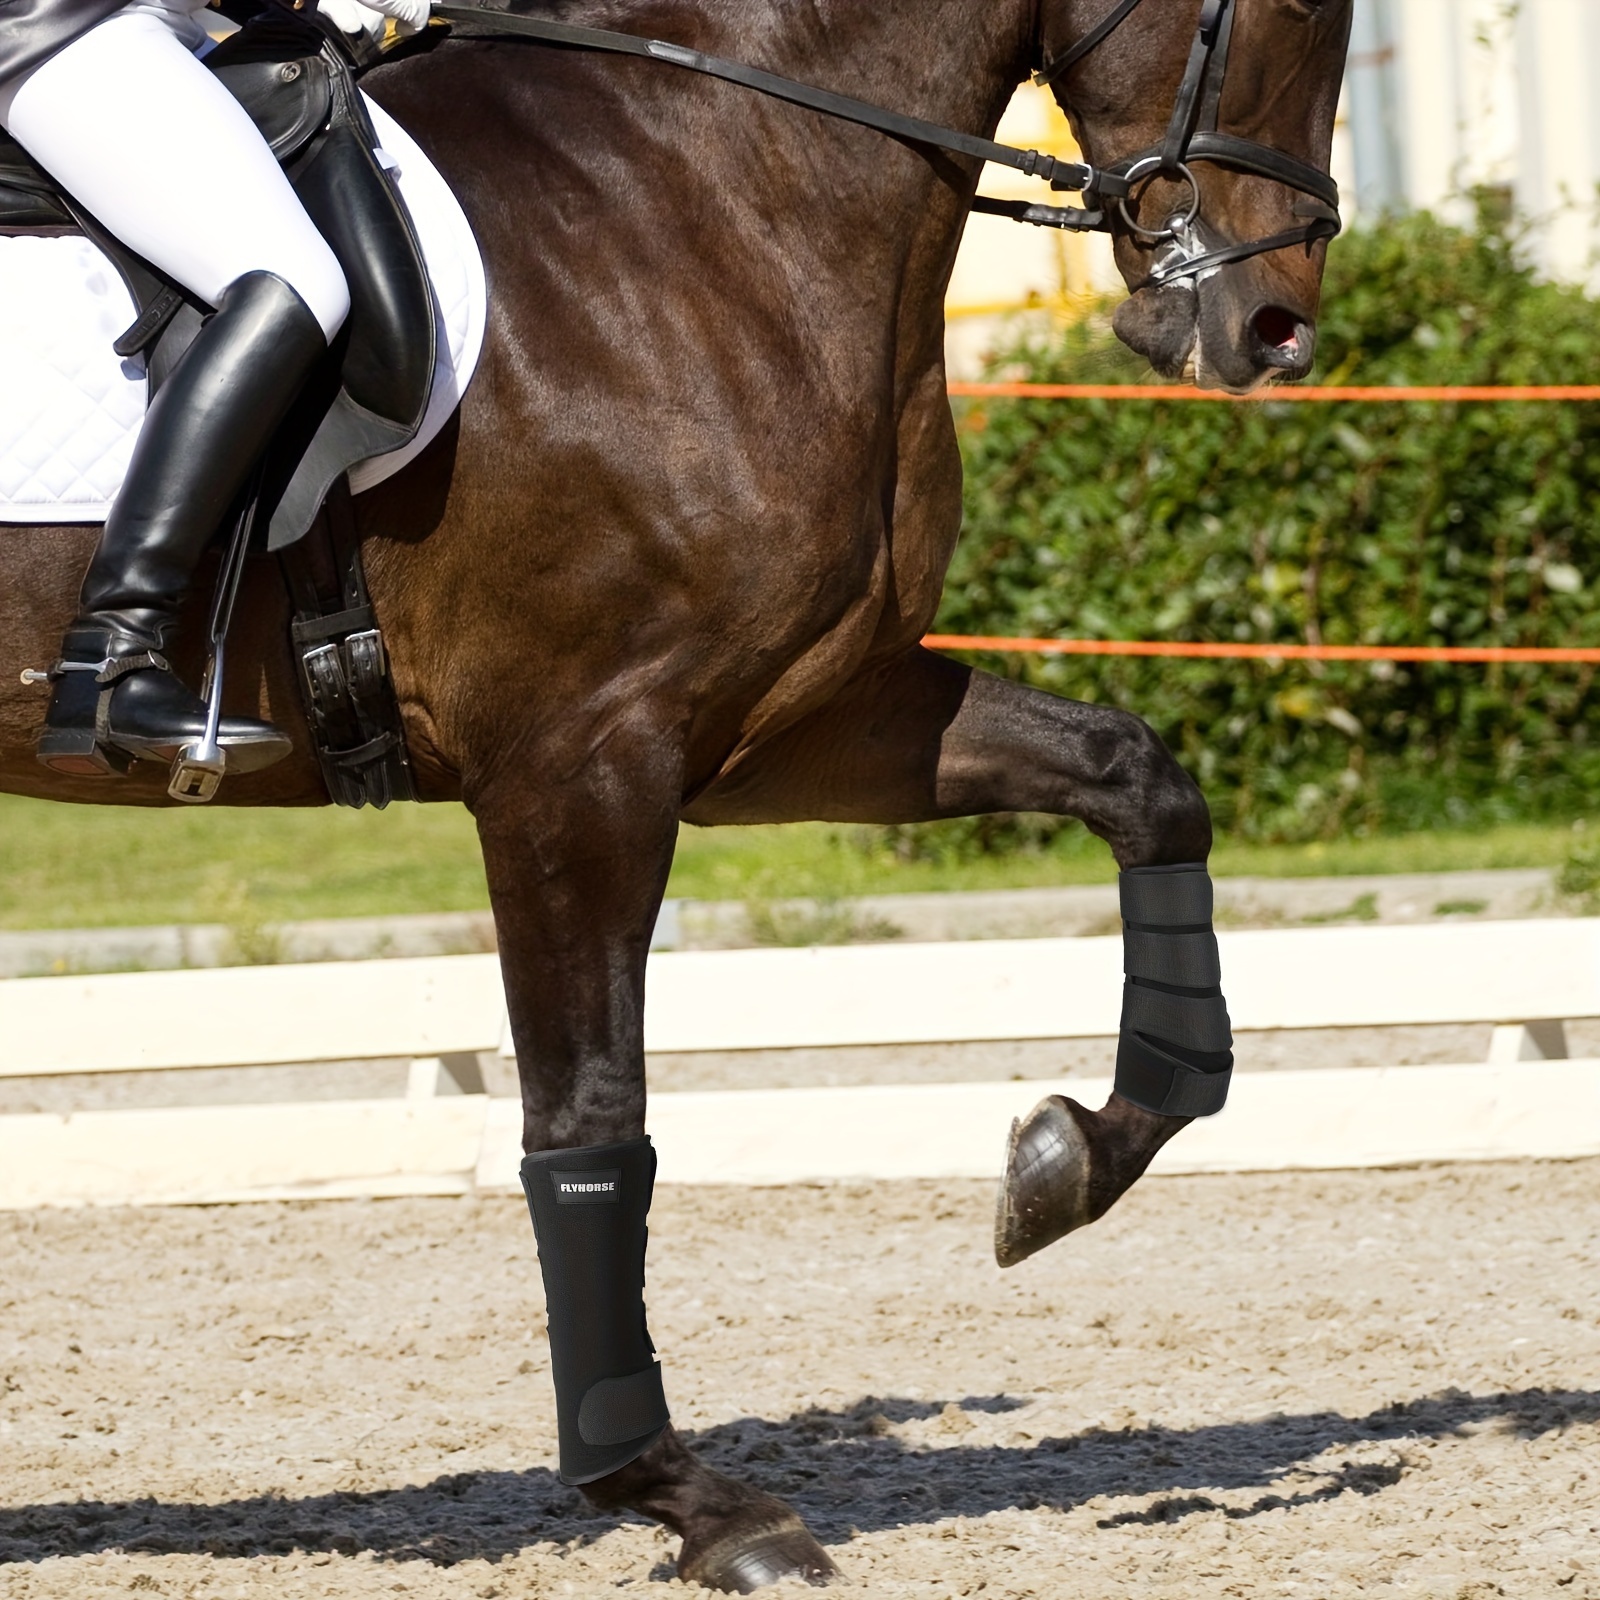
xmin=318 ymin=0 xmax=431 ymax=39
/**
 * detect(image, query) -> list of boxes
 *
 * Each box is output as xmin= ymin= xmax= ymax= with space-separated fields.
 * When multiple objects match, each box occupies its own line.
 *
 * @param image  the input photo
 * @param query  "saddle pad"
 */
xmin=0 ymin=95 xmax=486 ymax=525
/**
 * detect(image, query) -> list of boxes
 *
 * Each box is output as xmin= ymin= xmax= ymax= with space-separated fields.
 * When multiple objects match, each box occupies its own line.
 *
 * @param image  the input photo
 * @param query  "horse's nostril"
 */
xmin=1251 ymin=306 xmax=1312 ymax=370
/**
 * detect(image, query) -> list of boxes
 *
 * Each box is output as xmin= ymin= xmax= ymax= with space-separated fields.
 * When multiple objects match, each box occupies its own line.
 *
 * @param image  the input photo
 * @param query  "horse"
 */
xmin=0 ymin=0 xmax=1353 ymax=1587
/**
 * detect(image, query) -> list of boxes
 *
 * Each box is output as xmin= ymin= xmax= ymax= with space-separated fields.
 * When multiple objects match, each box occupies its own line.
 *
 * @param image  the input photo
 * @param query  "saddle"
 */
xmin=0 ymin=5 xmax=432 ymax=806
xmin=0 ymin=6 xmax=435 ymax=551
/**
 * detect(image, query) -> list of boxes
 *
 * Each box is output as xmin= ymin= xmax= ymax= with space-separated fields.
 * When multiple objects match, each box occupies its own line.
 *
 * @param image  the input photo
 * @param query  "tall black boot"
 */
xmin=37 ymin=271 xmax=326 ymax=779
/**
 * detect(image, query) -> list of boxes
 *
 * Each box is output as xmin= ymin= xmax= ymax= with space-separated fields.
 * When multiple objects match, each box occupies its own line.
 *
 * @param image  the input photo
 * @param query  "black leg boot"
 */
xmin=37 ymin=271 xmax=327 ymax=779
xmin=520 ymin=1138 xmax=671 ymax=1485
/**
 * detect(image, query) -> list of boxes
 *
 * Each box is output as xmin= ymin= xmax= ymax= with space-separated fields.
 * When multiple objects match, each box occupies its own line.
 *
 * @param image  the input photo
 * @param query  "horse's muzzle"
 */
xmin=1112 ymin=279 xmax=1320 ymax=393
xmin=1112 ymin=283 xmax=1199 ymax=380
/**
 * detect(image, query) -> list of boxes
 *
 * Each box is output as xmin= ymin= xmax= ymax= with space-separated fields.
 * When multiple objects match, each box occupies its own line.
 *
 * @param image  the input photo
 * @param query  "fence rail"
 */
xmin=2 ymin=920 xmax=1598 ymax=1207
xmin=947 ymin=383 xmax=1600 ymax=402
xmin=922 ymin=635 xmax=1600 ymax=664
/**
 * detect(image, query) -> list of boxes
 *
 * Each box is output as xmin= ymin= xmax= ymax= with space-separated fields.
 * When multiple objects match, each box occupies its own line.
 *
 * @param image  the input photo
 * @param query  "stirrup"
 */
xmin=168 ymin=740 xmax=226 ymax=803
xmin=164 ymin=464 xmax=264 ymax=803
xmin=166 ymin=638 xmax=229 ymax=803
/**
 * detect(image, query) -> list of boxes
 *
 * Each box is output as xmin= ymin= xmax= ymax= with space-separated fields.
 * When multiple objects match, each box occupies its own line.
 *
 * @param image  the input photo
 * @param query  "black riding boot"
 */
xmin=37 ymin=271 xmax=326 ymax=779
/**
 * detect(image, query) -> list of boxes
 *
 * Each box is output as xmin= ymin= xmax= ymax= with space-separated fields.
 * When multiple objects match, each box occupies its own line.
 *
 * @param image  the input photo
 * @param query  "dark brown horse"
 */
xmin=0 ymin=0 xmax=1352 ymax=1587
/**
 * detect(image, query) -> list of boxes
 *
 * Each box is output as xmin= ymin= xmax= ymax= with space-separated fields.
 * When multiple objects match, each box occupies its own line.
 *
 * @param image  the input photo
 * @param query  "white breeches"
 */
xmin=0 ymin=8 xmax=351 ymax=340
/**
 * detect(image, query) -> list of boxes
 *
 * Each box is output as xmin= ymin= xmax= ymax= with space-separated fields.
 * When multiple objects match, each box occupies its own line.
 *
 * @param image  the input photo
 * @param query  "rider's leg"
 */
xmin=1 ymin=10 xmax=351 ymax=775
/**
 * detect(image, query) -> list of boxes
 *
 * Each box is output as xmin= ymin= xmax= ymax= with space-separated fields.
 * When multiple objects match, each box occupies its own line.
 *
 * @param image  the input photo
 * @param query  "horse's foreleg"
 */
xmin=686 ymin=647 xmax=1228 ymax=1266
xmin=472 ymin=744 xmax=836 ymax=1592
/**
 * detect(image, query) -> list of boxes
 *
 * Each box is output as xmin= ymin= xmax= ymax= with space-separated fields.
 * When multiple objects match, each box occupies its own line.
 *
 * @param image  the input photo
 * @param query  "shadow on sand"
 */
xmin=0 ymin=1385 xmax=1593 ymax=1566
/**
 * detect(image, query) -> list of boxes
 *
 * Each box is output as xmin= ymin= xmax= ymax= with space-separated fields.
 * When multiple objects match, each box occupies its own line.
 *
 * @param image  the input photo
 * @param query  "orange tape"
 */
xmin=923 ymin=635 xmax=1600 ymax=664
xmin=946 ymin=383 xmax=1600 ymax=402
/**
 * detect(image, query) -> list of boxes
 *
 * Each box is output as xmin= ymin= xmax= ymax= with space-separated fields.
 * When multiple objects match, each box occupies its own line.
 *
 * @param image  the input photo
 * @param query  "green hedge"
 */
xmin=931 ymin=200 xmax=1600 ymax=846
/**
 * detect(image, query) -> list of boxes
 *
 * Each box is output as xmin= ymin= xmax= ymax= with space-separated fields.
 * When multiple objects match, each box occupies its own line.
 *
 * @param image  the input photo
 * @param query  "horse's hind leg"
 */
xmin=685 ymin=646 xmax=1230 ymax=1267
xmin=471 ymin=742 xmax=836 ymax=1592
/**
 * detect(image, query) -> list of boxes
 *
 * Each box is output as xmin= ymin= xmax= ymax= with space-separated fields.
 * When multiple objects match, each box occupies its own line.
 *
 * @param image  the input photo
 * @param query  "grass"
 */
xmin=0 ymin=796 xmax=489 ymax=931
xmin=0 ymin=792 xmax=1588 ymax=931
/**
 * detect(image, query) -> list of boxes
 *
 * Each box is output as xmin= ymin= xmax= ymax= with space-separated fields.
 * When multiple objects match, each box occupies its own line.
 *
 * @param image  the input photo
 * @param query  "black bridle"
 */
xmin=1032 ymin=0 xmax=1342 ymax=285
xmin=428 ymin=0 xmax=1340 ymax=289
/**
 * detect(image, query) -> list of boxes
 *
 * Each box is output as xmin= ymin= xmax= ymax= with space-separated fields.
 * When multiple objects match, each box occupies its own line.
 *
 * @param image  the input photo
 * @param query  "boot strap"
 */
xmin=46 ymin=650 xmax=171 ymax=685
xmin=93 ymin=651 xmax=172 ymax=686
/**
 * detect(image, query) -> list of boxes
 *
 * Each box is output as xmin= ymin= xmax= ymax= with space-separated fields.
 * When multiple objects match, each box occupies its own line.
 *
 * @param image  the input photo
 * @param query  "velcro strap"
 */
xmin=1121 ymin=980 xmax=1232 ymax=1053
xmin=94 ymin=651 xmax=170 ymax=685
xmin=1124 ymin=928 xmax=1222 ymax=988
xmin=1116 ymin=1031 xmax=1232 ymax=1118
xmin=578 ymin=1364 xmax=669 ymax=1448
xmin=1119 ymin=864 xmax=1213 ymax=927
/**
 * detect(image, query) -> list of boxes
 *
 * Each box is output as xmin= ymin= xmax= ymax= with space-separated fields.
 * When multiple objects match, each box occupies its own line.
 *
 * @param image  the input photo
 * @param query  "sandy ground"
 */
xmin=1 ymin=1161 xmax=1597 ymax=1599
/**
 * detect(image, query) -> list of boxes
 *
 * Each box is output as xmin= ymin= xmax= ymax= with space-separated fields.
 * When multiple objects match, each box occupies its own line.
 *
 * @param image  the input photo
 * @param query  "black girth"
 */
xmin=428 ymin=0 xmax=1340 ymax=286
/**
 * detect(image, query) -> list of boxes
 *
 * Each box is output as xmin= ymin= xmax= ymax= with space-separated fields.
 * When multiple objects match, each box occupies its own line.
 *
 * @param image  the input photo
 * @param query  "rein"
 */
xmin=428 ymin=0 xmax=1127 ymax=230
xmin=427 ymin=0 xmax=1340 ymax=287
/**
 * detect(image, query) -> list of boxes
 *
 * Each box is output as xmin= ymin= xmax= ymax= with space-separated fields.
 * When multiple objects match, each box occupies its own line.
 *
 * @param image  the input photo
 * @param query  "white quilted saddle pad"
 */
xmin=0 ymin=96 xmax=486 ymax=525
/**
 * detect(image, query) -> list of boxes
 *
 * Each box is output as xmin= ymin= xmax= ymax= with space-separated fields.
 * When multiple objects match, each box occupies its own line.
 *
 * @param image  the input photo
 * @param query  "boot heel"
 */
xmin=36 ymin=729 xmax=133 ymax=778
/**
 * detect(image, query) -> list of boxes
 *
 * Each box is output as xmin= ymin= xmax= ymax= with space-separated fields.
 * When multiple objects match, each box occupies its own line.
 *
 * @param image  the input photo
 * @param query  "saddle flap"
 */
xmin=0 ymin=134 xmax=72 ymax=231
xmin=210 ymin=55 xmax=333 ymax=163
xmin=0 ymin=23 xmax=332 ymax=234
xmin=202 ymin=2 xmax=335 ymax=162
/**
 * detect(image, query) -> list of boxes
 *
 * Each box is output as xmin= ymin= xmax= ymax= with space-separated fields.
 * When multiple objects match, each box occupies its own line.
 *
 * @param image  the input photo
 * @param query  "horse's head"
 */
xmin=1038 ymin=0 xmax=1352 ymax=391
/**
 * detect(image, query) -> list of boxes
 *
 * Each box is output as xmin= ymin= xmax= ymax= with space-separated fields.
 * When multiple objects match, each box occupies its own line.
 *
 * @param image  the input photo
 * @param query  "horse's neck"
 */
xmin=587 ymin=0 xmax=1033 ymax=126
xmin=564 ymin=0 xmax=1032 ymax=258
xmin=578 ymin=0 xmax=1036 ymax=344
xmin=379 ymin=0 xmax=1034 ymax=396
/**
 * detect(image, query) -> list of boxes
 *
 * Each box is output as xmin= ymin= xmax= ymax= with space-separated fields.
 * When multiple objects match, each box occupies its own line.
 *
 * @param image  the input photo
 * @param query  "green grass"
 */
xmin=0 ymin=793 xmax=1586 ymax=931
xmin=0 ymin=796 xmax=488 ymax=931
xmin=1206 ymin=824 xmax=1587 ymax=880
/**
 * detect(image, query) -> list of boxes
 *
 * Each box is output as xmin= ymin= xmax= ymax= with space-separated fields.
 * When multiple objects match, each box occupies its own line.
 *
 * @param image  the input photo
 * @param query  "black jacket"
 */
xmin=1 ymin=0 xmax=133 ymax=86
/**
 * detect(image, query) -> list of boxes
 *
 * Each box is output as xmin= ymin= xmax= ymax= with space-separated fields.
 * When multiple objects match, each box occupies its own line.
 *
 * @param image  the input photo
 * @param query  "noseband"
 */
xmin=1030 ymin=0 xmax=1342 ymax=285
xmin=431 ymin=0 xmax=1340 ymax=290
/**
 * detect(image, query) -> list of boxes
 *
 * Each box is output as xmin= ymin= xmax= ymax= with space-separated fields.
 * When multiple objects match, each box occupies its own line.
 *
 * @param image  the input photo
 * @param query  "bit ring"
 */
xmin=1116 ymin=157 xmax=1202 ymax=242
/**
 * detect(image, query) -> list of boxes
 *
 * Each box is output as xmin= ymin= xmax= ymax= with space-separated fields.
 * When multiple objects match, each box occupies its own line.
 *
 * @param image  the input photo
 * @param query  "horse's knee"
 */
xmin=1101 ymin=712 xmax=1212 ymax=867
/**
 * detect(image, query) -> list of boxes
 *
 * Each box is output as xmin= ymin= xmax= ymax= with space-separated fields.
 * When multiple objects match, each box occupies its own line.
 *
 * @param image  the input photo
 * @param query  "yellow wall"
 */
xmin=944 ymin=85 xmax=1121 ymax=377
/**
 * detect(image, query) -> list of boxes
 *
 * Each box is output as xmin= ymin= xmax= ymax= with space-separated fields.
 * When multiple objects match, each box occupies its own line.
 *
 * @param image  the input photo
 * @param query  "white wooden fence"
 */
xmin=1 ymin=920 xmax=1597 ymax=1208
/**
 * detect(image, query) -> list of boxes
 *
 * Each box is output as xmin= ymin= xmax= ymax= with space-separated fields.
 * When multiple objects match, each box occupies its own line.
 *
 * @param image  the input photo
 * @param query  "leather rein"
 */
xmin=428 ymin=0 xmax=1341 ymax=289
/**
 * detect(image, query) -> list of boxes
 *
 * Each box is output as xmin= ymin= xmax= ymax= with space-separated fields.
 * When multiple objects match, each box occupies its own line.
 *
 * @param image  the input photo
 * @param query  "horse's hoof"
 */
xmin=994 ymin=1094 xmax=1094 ymax=1268
xmin=679 ymin=1511 xmax=838 ymax=1592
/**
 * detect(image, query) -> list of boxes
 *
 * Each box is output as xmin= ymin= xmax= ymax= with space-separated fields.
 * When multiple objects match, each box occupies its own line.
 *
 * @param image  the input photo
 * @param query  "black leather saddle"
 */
xmin=0 ymin=4 xmax=436 ymax=551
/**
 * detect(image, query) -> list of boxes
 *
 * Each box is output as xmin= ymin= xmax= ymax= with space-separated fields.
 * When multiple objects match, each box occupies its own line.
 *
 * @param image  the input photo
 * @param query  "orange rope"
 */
xmin=946 ymin=383 xmax=1600 ymax=402
xmin=923 ymin=635 xmax=1600 ymax=664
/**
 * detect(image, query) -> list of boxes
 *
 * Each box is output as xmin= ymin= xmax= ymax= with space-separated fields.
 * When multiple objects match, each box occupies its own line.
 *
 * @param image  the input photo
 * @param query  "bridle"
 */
xmin=1028 ymin=0 xmax=1342 ymax=286
xmin=427 ymin=0 xmax=1340 ymax=290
